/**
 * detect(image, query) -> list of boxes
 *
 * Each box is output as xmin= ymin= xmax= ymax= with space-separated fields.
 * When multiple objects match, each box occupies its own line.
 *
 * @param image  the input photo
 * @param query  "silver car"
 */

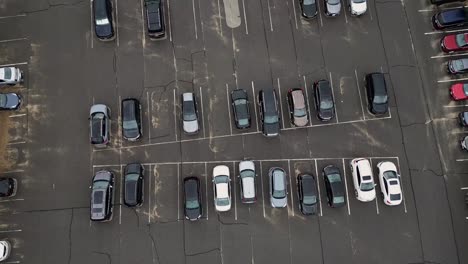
xmin=269 ymin=167 xmax=288 ymax=208
xmin=325 ymin=0 xmax=341 ymax=16
xmin=182 ymin=93 xmax=200 ymax=134
xmin=0 ymin=67 xmax=22 ymax=86
xmin=239 ymin=160 xmax=256 ymax=203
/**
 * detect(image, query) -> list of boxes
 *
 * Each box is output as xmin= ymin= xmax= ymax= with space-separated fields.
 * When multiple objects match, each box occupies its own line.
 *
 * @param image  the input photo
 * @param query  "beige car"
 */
xmin=287 ymin=88 xmax=308 ymax=127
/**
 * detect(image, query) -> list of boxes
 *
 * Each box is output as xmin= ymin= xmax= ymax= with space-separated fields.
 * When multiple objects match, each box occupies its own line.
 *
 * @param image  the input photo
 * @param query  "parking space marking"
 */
xmin=342 ymin=0 xmax=348 ymax=23
xmin=439 ymin=77 xmax=468 ymax=83
xmin=425 ymin=28 xmax=468 ymax=35
xmin=277 ymin=78 xmax=286 ymax=129
xmin=444 ymin=104 xmax=468 ymax=108
xmin=204 ymin=162 xmax=209 ymax=220
xmin=140 ymin=0 xmax=146 ymax=47
xmin=0 ymin=169 xmax=24 ymax=174
xmin=8 ymin=114 xmax=26 ymax=118
xmin=148 ymin=164 xmax=152 ymax=223
xmin=0 ymin=62 xmax=27 ymax=67
xmin=7 ymin=141 xmax=26 ymax=146
xmin=0 ymin=198 xmax=24 ymax=203
xmin=226 ymin=84 xmax=233 ymax=135
xmin=0 ymin=14 xmax=26 ymax=19
xmin=4 ymin=261 xmax=20 ymax=264
xmin=260 ymin=161 xmax=265 ymax=218
xmin=288 ymin=160 xmax=295 ymax=217
xmin=147 ymin=91 xmax=152 ymax=142
xmin=303 ymin=76 xmax=312 ymax=125
xmin=291 ymin=0 xmax=298 ymax=29
xmin=0 ymin=38 xmax=27 ymax=43
xmin=456 ymin=158 xmax=468 ymax=162
xmin=318 ymin=2 xmax=323 ymax=27
xmin=329 ymin=72 xmax=339 ymax=123
xmin=251 ymin=81 xmax=259 ymax=132
xmin=115 ymin=0 xmax=120 ymax=46
xmin=342 ymin=159 xmax=351 ymax=215
xmin=0 ymin=229 xmax=22 ymax=233
xmin=217 ymin=0 xmax=223 ymax=36
xmin=167 ymin=0 xmax=173 ymax=41
xmin=315 ymin=160 xmax=323 ymax=216
xmin=173 ymin=89 xmax=177 ymax=141
xmin=395 ymin=157 xmax=407 ymax=213
xmin=90 ymin=0 xmax=94 ymax=49
xmin=267 ymin=0 xmax=273 ymax=31
xmin=368 ymin=1 xmax=373 ymax=20
xmin=354 ymin=69 xmax=366 ymax=120
xmin=461 ymin=187 xmax=468 ymax=190
xmin=431 ymin=52 xmax=468 ymax=59
xmin=199 ymin=87 xmax=206 ymax=138
xmin=177 ymin=164 xmax=180 ymax=220
xmin=118 ymin=95 xmax=122 ymax=146
xmin=233 ymin=161 xmax=237 ymax=220
xmin=418 ymin=6 xmax=468 ymax=12
xmin=192 ymin=0 xmax=198 ymax=39
xmin=119 ymin=165 xmax=122 ymax=225
xmin=369 ymin=159 xmax=380 ymax=214
xmin=242 ymin=0 xmax=249 ymax=34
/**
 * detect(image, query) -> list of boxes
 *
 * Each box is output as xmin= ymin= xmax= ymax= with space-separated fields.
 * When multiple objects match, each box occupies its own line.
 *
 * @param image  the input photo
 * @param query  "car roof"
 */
xmin=356 ymin=159 xmax=372 ymax=178
xmin=272 ymin=169 xmax=285 ymax=190
xmin=300 ymin=175 xmax=316 ymax=196
xmin=241 ymin=176 xmax=255 ymax=198
xmin=125 ymin=180 xmax=138 ymax=203
xmin=261 ymin=89 xmax=277 ymax=113
xmin=216 ymin=182 xmax=229 ymax=198
xmin=317 ymin=81 xmax=332 ymax=97
xmin=93 ymin=0 xmax=109 ymax=19
xmin=122 ymin=99 xmax=138 ymax=120
xmin=387 ymin=179 xmax=401 ymax=194
xmin=291 ymin=89 xmax=306 ymax=109
xmin=369 ymin=73 xmax=387 ymax=94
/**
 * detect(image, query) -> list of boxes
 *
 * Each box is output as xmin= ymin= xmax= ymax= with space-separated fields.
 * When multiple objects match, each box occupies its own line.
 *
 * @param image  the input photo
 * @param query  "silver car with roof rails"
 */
xmin=238 ymin=160 xmax=257 ymax=203
xmin=269 ymin=167 xmax=288 ymax=208
xmin=90 ymin=170 xmax=114 ymax=222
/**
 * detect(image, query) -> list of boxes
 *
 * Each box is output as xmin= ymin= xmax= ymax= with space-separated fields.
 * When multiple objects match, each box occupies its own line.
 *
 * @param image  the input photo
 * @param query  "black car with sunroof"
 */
xmin=93 ymin=0 xmax=115 ymax=40
xmin=323 ymin=165 xmax=345 ymax=208
xmin=146 ymin=0 xmax=166 ymax=39
xmin=184 ymin=177 xmax=202 ymax=221
xmin=90 ymin=170 xmax=114 ymax=222
xmin=121 ymin=98 xmax=142 ymax=141
xmin=314 ymin=80 xmax=335 ymax=121
xmin=258 ymin=89 xmax=280 ymax=137
xmin=124 ymin=163 xmax=144 ymax=207
xmin=366 ymin=73 xmax=388 ymax=115
xmin=231 ymin=89 xmax=251 ymax=129
xmin=297 ymin=173 xmax=318 ymax=215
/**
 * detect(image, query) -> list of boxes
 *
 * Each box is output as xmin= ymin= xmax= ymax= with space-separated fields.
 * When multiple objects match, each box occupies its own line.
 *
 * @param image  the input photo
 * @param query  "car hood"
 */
xmin=351 ymin=1 xmax=367 ymax=14
xmin=326 ymin=2 xmax=341 ymax=14
xmin=302 ymin=203 xmax=317 ymax=215
xmin=358 ymin=189 xmax=376 ymax=202
xmin=294 ymin=115 xmax=308 ymax=127
xmin=303 ymin=3 xmax=317 ymax=18
xmin=185 ymin=207 xmax=202 ymax=220
xmin=271 ymin=196 xmax=287 ymax=208
xmin=2 ymin=94 xmax=20 ymax=108
xmin=264 ymin=122 xmax=280 ymax=136
xmin=183 ymin=120 xmax=199 ymax=133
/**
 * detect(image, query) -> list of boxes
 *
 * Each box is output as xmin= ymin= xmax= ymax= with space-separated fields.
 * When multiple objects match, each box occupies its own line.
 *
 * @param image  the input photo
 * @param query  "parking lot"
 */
xmin=0 ymin=0 xmax=465 ymax=263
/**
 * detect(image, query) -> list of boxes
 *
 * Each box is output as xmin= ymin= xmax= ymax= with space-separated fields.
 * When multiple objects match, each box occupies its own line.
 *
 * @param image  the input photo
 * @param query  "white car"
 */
xmin=350 ymin=158 xmax=376 ymax=202
xmin=377 ymin=161 xmax=402 ymax=206
xmin=213 ymin=165 xmax=231 ymax=212
xmin=0 ymin=240 xmax=11 ymax=261
xmin=0 ymin=67 xmax=22 ymax=86
xmin=349 ymin=0 xmax=367 ymax=16
xmin=238 ymin=160 xmax=256 ymax=203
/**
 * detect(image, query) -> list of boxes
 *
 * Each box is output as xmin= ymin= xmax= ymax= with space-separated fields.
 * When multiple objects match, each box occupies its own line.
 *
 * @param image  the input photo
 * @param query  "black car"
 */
xmin=459 ymin=111 xmax=468 ymax=127
xmin=366 ymin=73 xmax=388 ymax=115
xmin=314 ymin=80 xmax=335 ymax=121
xmin=431 ymin=0 xmax=463 ymax=5
xmin=231 ymin=89 xmax=251 ymax=129
xmin=122 ymin=98 xmax=142 ymax=141
xmin=297 ymin=173 xmax=318 ymax=215
xmin=300 ymin=0 xmax=318 ymax=19
xmin=146 ymin=0 xmax=166 ymax=39
xmin=448 ymin=58 xmax=468 ymax=74
xmin=90 ymin=170 xmax=114 ymax=222
xmin=258 ymin=89 xmax=280 ymax=137
xmin=322 ymin=165 xmax=345 ymax=208
xmin=124 ymin=163 xmax=144 ymax=207
xmin=0 ymin=178 xmax=17 ymax=198
xmin=432 ymin=8 xmax=468 ymax=30
xmin=93 ymin=0 xmax=115 ymax=40
xmin=184 ymin=177 xmax=202 ymax=221
xmin=0 ymin=93 xmax=21 ymax=110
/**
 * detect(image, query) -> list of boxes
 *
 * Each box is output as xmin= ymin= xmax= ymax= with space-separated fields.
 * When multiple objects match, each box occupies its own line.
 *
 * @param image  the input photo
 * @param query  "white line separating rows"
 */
xmin=0 ymin=38 xmax=27 ymax=43
xmin=431 ymin=52 xmax=468 ymax=59
xmin=226 ymin=84 xmax=233 ymax=135
xmin=277 ymin=78 xmax=286 ymax=129
xmin=0 ymin=62 xmax=27 ymax=67
xmin=315 ymin=160 xmax=323 ymax=216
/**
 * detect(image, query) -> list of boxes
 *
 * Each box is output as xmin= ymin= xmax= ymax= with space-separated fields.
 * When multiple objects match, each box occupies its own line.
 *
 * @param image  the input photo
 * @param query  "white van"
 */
xmin=239 ymin=161 xmax=256 ymax=203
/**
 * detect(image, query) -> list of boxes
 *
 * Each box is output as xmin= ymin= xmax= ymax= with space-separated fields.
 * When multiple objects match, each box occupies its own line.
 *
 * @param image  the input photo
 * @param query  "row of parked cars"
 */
xmin=89 ymin=73 xmax=390 ymax=145
xmin=90 ymin=158 xmax=403 ymax=222
xmin=300 ymin=0 xmax=367 ymax=18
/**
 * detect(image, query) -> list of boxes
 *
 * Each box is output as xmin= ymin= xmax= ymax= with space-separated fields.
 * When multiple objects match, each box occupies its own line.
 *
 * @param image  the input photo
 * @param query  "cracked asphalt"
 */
xmin=0 ymin=0 xmax=466 ymax=263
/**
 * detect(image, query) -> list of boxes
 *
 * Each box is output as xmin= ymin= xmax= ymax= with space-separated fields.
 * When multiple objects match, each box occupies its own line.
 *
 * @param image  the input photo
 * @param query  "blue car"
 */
xmin=432 ymin=8 xmax=468 ymax=30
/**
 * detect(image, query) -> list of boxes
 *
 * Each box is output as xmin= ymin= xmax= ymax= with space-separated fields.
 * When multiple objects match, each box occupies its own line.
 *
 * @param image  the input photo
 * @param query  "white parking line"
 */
xmin=140 ymin=0 xmax=146 ymax=47
xmin=277 ymin=78 xmax=286 ymax=129
xmin=0 ymin=38 xmax=27 ymax=43
xmin=0 ymin=62 xmax=27 ymax=67
xmin=395 ymin=157 xmax=407 ymax=213
xmin=431 ymin=52 xmax=468 ymax=59
xmin=199 ymin=87 xmax=206 ymax=138
xmin=217 ymin=0 xmax=223 ymax=36
xmin=233 ymin=161 xmax=237 ymax=220
xmin=4 ymin=261 xmax=21 ymax=264
xmin=177 ymin=164 xmax=180 ymax=220
xmin=147 ymin=92 xmax=152 ymax=142
xmin=192 ymin=0 xmax=198 ymax=39
xmin=205 ymin=162 xmax=209 ymax=220
xmin=226 ymin=84 xmax=233 ymax=135
xmin=456 ymin=158 xmax=468 ymax=162
xmin=115 ymin=0 xmax=120 ymax=47
xmin=329 ymin=72 xmax=339 ymax=123
xmin=288 ymin=160 xmax=294 ymax=217
xmin=167 ymin=0 xmax=173 ymax=41
xmin=0 ymin=14 xmax=26 ymax=19
xmin=8 ymin=113 xmax=26 ymax=118
xmin=260 ymin=161 xmax=265 ymax=218
xmin=148 ymin=164 xmax=152 ymax=223
xmin=118 ymin=95 xmax=122 ymax=146
xmin=119 ymin=165 xmax=122 ymax=225
xmin=0 ymin=198 xmax=24 ymax=203
xmin=354 ymin=69 xmax=366 ymax=120
xmin=267 ymin=0 xmax=273 ymax=31
xmin=303 ymin=76 xmax=312 ymax=125
xmin=0 ymin=169 xmax=24 ymax=174
xmin=0 ymin=229 xmax=22 ymax=233
xmin=7 ymin=141 xmax=26 ymax=146
xmin=418 ymin=6 xmax=468 ymax=12
xmin=369 ymin=159 xmax=379 ymax=214
xmin=291 ymin=0 xmax=298 ymax=29
xmin=444 ymin=104 xmax=468 ymax=108
xmin=173 ymin=89 xmax=178 ymax=141
xmin=341 ymin=0 xmax=348 ymax=23
xmin=461 ymin=187 xmax=468 ymax=190
xmin=242 ymin=0 xmax=249 ymax=34
xmin=90 ymin=0 xmax=94 ymax=49
xmin=281 ymin=113 xmax=390 ymax=131
xmin=251 ymin=81 xmax=259 ymax=132
xmin=368 ymin=1 xmax=373 ymax=20
xmin=425 ymin=28 xmax=468 ymax=35
xmin=342 ymin=159 xmax=351 ymax=215
xmin=439 ymin=77 xmax=468 ymax=83
xmin=315 ymin=160 xmax=322 ymax=216
xmin=318 ymin=2 xmax=323 ymax=27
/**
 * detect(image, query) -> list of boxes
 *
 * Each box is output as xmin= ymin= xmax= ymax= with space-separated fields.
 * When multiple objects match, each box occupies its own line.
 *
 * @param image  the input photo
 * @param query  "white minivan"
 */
xmin=238 ymin=161 xmax=256 ymax=203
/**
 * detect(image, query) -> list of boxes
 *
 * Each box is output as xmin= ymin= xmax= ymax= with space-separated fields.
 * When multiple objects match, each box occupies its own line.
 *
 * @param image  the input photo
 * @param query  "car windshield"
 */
xmin=454 ymin=59 xmax=467 ymax=70
xmin=304 ymin=0 xmax=314 ymax=4
xmin=273 ymin=189 xmax=286 ymax=199
xmin=360 ymin=182 xmax=375 ymax=191
xmin=294 ymin=108 xmax=307 ymax=117
xmin=383 ymin=171 xmax=398 ymax=179
xmin=264 ymin=114 xmax=279 ymax=124
xmin=186 ymin=199 xmax=200 ymax=209
xmin=354 ymin=0 xmax=365 ymax=3
xmin=390 ymin=193 xmax=401 ymax=201
xmin=303 ymin=195 xmax=317 ymax=205
xmin=126 ymin=173 xmax=139 ymax=181
xmin=96 ymin=18 xmax=110 ymax=25
xmin=333 ymin=196 xmax=345 ymax=203
xmin=123 ymin=120 xmax=138 ymax=130
xmin=238 ymin=118 xmax=249 ymax=126
xmin=234 ymin=99 xmax=247 ymax=106
xmin=217 ymin=197 xmax=230 ymax=206
xmin=183 ymin=102 xmax=197 ymax=121
xmin=320 ymin=100 xmax=333 ymax=110
xmin=373 ymin=95 xmax=388 ymax=104
xmin=3 ymin=68 xmax=11 ymax=79
xmin=328 ymin=0 xmax=340 ymax=4
xmin=0 ymin=94 xmax=6 ymax=106
xmin=327 ymin=173 xmax=341 ymax=183
xmin=93 ymin=180 xmax=108 ymax=189
xmin=456 ymin=34 xmax=468 ymax=47
xmin=241 ymin=169 xmax=255 ymax=178
xmin=463 ymin=84 xmax=468 ymax=96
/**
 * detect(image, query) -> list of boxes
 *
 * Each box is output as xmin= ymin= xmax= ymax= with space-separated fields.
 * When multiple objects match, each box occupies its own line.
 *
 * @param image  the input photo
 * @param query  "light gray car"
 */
xmin=325 ymin=0 xmax=341 ymax=16
xmin=269 ymin=167 xmax=288 ymax=208
xmin=182 ymin=93 xmax=200 ymax=134
xmin=0 ymin=67 xmax=22 ymax=86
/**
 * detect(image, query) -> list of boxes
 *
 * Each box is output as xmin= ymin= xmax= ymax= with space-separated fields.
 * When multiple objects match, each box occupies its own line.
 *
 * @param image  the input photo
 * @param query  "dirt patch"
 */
xmin=0 ymin=113 xmax=12 ymax=171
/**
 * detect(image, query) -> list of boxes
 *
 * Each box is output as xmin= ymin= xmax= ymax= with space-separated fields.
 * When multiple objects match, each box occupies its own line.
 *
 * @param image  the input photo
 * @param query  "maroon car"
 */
xmin=441 ymin=33 xmax=468 ymax=52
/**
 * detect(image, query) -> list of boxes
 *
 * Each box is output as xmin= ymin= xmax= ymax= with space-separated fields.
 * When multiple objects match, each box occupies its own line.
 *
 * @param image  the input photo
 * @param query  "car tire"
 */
xmin=354 ymin=190 xmax=358 ymax=197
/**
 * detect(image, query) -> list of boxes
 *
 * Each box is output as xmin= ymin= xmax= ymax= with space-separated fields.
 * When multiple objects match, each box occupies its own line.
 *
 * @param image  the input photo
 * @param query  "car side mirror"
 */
xmin=89 ymin=186 xmax=92 ymax=189
xmin=374 ymin=184 xmax=377 ymax=187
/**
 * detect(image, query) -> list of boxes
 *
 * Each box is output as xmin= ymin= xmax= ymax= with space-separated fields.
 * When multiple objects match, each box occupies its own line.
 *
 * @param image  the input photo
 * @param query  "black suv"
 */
xmin=366 ymin=73 xmax=388 ymax=115
xmin=0 ymin=178 xmax=17 ymax=198
xmin=146 ymin=0 xmax=166 ymax=39
xmin=124 ymin=163 xmax=144 ymax=207
xmin=323 ymin=165 xmax=345 ymax=208
xmin=314 ymin=80 xmax=335 ymax=121
xmin=121 ymin=98 xmax=142 ymax=141
xmin=93 ymin=0 xmax=115 ymax=40
xmin=258 ymin=89 xmax=280 ymax=137
xmin=432 ymin=8 xmax=468 ymax=30
xmin=231 ymin=89 xmax=251 ymax=129
xmin=90 ymin=170 xmax=114 ymax=222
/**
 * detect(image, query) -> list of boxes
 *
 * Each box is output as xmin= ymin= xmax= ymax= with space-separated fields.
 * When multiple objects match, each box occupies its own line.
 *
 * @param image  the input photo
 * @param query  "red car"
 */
xmin=441 ymin=33 xmax=468 ymax=52
xmin=450 ymin=83 xmax=468 ymax=100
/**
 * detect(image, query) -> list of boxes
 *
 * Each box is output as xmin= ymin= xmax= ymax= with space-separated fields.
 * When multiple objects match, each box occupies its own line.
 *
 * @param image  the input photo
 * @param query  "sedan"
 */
xmin=323 ymin=165 xmax=346 ymax=208
xmin=325 ymin=0 xmax=341 ymax=16
xmin=297 ymin=173 xmax=318 ymax=215
xmin=448 ymin=58 xmax=468 ymax=74
xmin=349 ymin=0 xmax=367 ymax=16
xmin=184 ymin=176 xmax=202 ymax=221
xmin=238 ymin=160 xmax=256 ymax=203
xmin=231 ymin=89 xmax=251 ymax=129
xmin=462 ymin=135 xmax=468 ymax=151
xmin=0 ymin=240 xmax=10 ymax=262
xmin=182 ymin=93 xmax=200 ymax=134
xmin=0 ymin=67 xmax=22 ymax=86
xmin=122 ymin=98 xmax=142 ymax=141
xmin=350 ymin=158 xmax=376 ymax=202
xmin=0 ymin=178 xmax=17 ymax=198
xmin=287 ymin=88 xmax=308 ymax=127
xmin=300 ymin=0 xmax=318 ymax=19
xmin=314 ymin=80 xmax=335 ymax=121
xmin=90 ymin=170 xmax=114 ymax=222
xmin=0 ymin=93 xmax=21 ymax=111
xmin=441 ymin=33 xmax=468 ymax=53
xmin=269 ymin=167 xmax=288 ymax=208
xmin=459 ymin=111 xmax=468 ymax=127
xmin=213 ymin=165 xmax=232 ymax=212
xmin=432 ymin=8 xmax=468 ymax=30
xmin=377 ymin=161 xmax=402 ymax=206
xmin=450 ymin=82 xmax=468 ymax=100
xmin=89 ymin=104 xmax=111 ymax=147
xmin=124 ymin=163 xmax=144 ymax=207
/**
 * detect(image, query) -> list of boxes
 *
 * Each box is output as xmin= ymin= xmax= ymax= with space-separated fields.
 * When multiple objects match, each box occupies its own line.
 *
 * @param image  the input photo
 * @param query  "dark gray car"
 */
xmin=121 ymin=98 xmax=142 ymax=141
xmin=314 ymin=80 xmax=335 ymax=121
xmin=259 ymin=89 xmax=280 ymax=137
xmin=90 ymin=170 xmax=114 ymax=222
xmin=300 ymin=0 xmax=318 ymax=19
xmin=124 ymin=163 xmax=144 ymax=207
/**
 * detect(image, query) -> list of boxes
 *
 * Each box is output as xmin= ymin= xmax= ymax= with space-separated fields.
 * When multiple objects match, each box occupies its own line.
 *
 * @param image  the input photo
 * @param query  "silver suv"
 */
xmin=89 ymin=104 xmax=111 ymax=147
xmin=269 ymin=167 xmax=288 ymax=208
xmin=90 ymin=170 xmax=114 ymax=222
